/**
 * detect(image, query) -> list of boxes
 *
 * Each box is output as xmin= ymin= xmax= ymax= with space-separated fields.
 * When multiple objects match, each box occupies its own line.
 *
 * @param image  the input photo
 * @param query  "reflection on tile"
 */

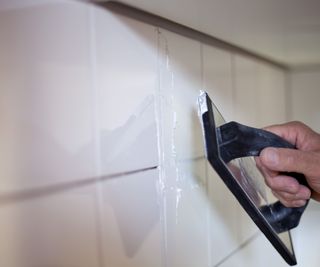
xmin=100 ymin=168 xmax=162 ymax=267
xmin=93 ymin=6 xmax=159 ymax=175
xmin=98 ymin=94 xmax=158 ymax=175
xmin=0 ymin=1 xmax=95 ymax=192
xmin=0 ymin=186 xmax=100 ymax=267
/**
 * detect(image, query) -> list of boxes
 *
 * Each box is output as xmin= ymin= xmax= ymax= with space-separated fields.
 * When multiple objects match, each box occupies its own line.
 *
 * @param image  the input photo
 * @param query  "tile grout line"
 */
xmin=230 ymin=53 xmax=236 ymax=123
xmin=155 ymin=26 xmax=169 ymax=267
xmin=213 ymin=231 xmax=261 ymax=267
xmin=0 ymin=166 xmax=159 ymax=206
xmin=285 ymin=71 xmax=292 ymax=122
xmin=200 ymin=41 xmax=212 ymax=267
xmin=89 ymin=6 xmax=106 ymax=267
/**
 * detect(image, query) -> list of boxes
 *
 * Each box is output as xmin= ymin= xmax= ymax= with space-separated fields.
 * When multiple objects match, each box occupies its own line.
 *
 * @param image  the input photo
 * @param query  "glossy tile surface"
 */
xmin=202 ymin=45 xmax=243 ymax=265
xmin=0 ymin=1 xmax=307 ymax=267
xmin=290 ymin=70 xmax=320 ymax=132
xmin=256 ymin=63 xmax=287 ymax=127
xmin=207 ymin=163 xmax=241 ymax=266
xmin=233 ymin=55 xmax=259 ymax=127
xmin=218 ymin=233 xmax=289 ymax=267
xmin=164 ymin=159 xmax=209 ymax=267
xmin=232 ymin=55 xmax=261 ymax=243
xmin=290 ymin=70 xmax=320 ymax=266
xmin=0 ymin=2 xmax=160 ymax=267
xmin=157 ymin=28 xmax=204 ymax=161
xmin=157 ymin=29 xmax=210 ymax=266
xmin=0 ymin=1 xmax=95 ymax=193
xmin=0 ymin=186 xmax=100 ymax=267
xmin=99 ymin=168 xmax=162 ymax=267
xmin=203 ymin=44 xmax=234 ymax=121
xmin=93 ymin=6 xmax=159 ymax=175
xmin=292 ymin=201 xmax=320 ymax=267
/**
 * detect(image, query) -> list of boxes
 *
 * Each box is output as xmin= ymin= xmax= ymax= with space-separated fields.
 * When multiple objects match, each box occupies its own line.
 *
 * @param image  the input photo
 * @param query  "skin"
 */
xmin=258 ymin=121 xmax=320 ymax=208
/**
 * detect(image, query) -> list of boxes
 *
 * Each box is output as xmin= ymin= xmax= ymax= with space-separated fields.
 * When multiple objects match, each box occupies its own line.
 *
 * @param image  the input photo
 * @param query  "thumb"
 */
xmin=260 ymin=147 xmax=319 ymax=178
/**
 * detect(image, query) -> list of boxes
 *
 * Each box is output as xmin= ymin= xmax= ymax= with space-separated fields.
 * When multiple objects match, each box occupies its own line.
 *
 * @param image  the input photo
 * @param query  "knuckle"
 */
xmin=290 ymin=184 xmax=300 ymax=194
xmin=280 ymin=149 xmax=303 ymax=172
xmin=291 ymin=121 xmax=305 ymax=129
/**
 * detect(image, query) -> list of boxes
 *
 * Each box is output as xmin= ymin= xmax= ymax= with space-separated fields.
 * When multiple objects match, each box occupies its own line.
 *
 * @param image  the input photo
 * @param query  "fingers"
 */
xmin=264 ymin=121 xmax=320 ymax=150
xmin=256 ymin=157 xmax=307 ymax=207
xmin=259 ymin=121 xmax=320 ymax=206
xmin=260 ymin=147 xmax=320 ymax=178
xmin=272 ymin=190 xmax=308 ymax=208
xmin=264 ymin=174 xmax=300 ymax=194
xmin=264 ymin=174 xmax=311 ymax=207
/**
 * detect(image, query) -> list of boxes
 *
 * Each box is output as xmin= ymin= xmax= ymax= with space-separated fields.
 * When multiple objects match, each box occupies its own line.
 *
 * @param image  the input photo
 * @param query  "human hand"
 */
xmin=258 ymin=121 xmax=320 ymax=207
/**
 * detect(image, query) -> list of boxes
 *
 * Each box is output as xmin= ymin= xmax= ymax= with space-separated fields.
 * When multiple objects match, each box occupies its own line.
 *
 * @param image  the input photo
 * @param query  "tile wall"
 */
xmin=0 ymin=0 xmax=314 ymax=266
xmin=288 ymin=69 xmax=320 ymax=266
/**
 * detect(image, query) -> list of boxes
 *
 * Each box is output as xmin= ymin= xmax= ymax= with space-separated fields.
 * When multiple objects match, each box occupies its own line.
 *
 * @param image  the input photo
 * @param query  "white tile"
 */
xmin=290 ymin=70 xmax=320 ymax=132
xmin=0 ymin=1 xmax=96 ymax=192
xmin=232 ymin=55 xmax=266 ymax=244
xmin=207 ymin=163 xmax=240 ymax=266
xmin=164 ymin=159 xmax=209 ymax=267
xmin=234 ymin=206 xmax=258 ymax=246
xmin=203 ymin=41 xmax=263 ymax=255
xmin=93 ymin=6 xmax=159 ymax=175
xmin=233 ymin=55 xmax=259 ymax=127
xmin=207 ymin=156 xmax=276 ymax=266
xmin=256 ymin=63 xmax=287 ymax=128
xmin=157 ymin=29 xmax=209 ymax=266
xmin=100 ymin=168 xmax=162 ymax=267
xmin=233 ymin=56 xmax=287 ymax=128
xmin=203 ymin=44 xmax=234 ymax=122
xmin=218 ymin=233 xmax=289 ymax=267
xmin=231 ymin=57 xmax=296 ymax=262
xmin=201 ymin=44 xmax=240 ymax=265
xmin=157 ymin=28 xmax=204 ymax=162
xmin=0 ymin=186 xmax=100 ymax=267
xmin=231 ymin=60 xmax=290 ymax=246
xmin=291 ymin=200 xmax=320 ymax=267
xmin=0 ymin=0 xmax=58 ymax=11
xmin=91 ymin=9 xmax=161 ymax=267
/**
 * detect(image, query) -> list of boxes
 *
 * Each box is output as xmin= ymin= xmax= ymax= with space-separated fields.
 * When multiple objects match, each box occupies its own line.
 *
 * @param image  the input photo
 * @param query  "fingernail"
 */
xmin=264 ymin=148 xmax=279 ymax=166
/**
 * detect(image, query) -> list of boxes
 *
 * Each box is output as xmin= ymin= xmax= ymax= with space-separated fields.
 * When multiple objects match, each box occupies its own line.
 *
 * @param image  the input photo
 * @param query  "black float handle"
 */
xmin=217 ymin=121 xmax=309 ymax=233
